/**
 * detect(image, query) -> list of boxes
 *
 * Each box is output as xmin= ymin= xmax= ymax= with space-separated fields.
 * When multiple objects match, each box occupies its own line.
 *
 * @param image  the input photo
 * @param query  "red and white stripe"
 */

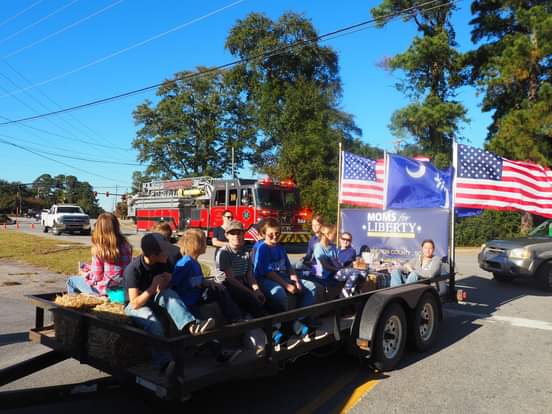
xmin=455 ymin=158 xmax=552 ymax=217
xmin=339 ymin=159 xmax=385 ymax=208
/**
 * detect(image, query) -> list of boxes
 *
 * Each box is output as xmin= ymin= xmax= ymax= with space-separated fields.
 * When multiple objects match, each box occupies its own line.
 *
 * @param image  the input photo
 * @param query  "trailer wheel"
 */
xmin=372 ymin=303 xmax=406 ymax=371
xmin=408 ymin=292 xmax=440 ymax=352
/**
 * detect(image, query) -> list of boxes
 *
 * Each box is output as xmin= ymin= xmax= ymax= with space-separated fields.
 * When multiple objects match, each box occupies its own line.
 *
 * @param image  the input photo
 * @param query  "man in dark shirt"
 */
xmin=124 ymin=233 xmax=214 ymax=370
xmin=212 ymin=209 xmax=233 ymax=259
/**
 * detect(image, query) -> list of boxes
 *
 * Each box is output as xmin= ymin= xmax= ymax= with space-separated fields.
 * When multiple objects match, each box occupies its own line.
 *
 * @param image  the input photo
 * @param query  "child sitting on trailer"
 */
xmin=253 ymin=218 xmax=320 ymax=349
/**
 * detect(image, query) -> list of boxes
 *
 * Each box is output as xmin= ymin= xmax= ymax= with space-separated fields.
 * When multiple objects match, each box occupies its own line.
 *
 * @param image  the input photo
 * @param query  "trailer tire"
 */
xmin=372 ymin=303 xmax=406 ymax=372
xmin=408 ymin=292 xmax=440 ymax=352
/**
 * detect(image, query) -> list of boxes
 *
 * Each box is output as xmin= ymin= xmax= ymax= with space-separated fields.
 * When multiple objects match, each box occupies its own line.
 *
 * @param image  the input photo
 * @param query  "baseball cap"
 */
xmin=141 ymin=232 xmax=171 ymax=257
xmin=225 ymin=220 xmax=244 ymax=233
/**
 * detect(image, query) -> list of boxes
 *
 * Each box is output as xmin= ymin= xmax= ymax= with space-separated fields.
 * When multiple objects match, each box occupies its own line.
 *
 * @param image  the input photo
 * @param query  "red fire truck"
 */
xmin=128 ymin=176 xmax=311 ymax=243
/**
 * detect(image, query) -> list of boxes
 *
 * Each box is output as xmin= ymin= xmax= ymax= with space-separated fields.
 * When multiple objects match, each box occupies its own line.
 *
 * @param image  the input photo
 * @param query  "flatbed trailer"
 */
xmin=0 ymin=275 xmax=455 ymax=401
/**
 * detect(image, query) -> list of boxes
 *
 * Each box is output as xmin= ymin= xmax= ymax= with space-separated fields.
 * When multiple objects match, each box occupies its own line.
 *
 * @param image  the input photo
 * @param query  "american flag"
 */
xmin=339 ymin=151 xmax=385 ymax=208
xmin=246 ymin=225 xmax=263 ymax=241
xmin=455 ymin=144 xmax=552 ymax=218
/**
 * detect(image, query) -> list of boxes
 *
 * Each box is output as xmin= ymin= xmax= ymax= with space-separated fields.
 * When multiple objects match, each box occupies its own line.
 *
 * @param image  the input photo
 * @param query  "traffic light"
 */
xmin=94 ymin=191 xmax=98 ymax=197
xmin=105 ymin=192 xmax=110 ymax=197
xmin=121 ymin=194 xmax=127 ymax=201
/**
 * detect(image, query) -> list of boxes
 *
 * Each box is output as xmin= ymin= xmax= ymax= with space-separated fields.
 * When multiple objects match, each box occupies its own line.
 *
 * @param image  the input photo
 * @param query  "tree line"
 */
xmin=0 ymin=174 xmax=103 ymax=218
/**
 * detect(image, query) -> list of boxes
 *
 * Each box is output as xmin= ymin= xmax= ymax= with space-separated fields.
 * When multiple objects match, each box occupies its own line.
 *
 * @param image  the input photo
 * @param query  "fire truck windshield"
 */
xmin=255 ymin=187 xmax=300 ymax=210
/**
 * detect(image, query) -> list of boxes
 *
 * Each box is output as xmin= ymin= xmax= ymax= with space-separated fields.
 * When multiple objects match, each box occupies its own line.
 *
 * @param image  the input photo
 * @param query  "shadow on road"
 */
xmin=397 ymin=273 xmax=552 ymax=371
xmin=0 ymin=332 xmax=28 ymax=347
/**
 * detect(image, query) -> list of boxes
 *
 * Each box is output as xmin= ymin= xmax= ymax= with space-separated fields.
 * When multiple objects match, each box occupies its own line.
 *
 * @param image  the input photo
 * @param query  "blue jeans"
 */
xmin=66 ymin=276 xmax=99 ymax=295
xmin=390 ymin=269 xmax=419 ymax=287
xmin=257 ymin=275 xmax=318 ymax=313
xmin=125 ymin=288 xmax=197 ymax=367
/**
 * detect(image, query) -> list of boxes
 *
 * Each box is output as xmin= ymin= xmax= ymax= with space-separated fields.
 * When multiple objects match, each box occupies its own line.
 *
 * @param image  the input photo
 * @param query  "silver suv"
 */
xmin=478 ymin=220 xmax=552 ymax=291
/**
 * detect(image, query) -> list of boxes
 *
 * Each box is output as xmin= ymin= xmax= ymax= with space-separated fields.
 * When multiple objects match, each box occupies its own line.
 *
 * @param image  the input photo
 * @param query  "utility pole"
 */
xmin=231 ymin=146 xmax=235 ymax=178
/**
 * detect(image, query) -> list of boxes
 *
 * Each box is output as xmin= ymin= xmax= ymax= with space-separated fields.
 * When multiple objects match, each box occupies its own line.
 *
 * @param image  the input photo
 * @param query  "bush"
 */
xmin=455 ymin=210 xmax=522 ymax=246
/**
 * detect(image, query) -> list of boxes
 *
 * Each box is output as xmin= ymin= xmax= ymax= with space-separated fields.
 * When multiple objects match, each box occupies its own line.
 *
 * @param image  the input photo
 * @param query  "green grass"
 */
xmin=0 ymin=231 xmax=90 ymax=275
xmin=0 ymin=230 xmax=212 ymax=276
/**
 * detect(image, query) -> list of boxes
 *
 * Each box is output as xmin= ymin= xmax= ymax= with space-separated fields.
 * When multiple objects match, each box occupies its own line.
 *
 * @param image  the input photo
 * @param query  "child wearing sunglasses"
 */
xmin=253 ymin=218 xmax=320 ymax=349
xmin=338 ymin=232 xmax=357 ymax=268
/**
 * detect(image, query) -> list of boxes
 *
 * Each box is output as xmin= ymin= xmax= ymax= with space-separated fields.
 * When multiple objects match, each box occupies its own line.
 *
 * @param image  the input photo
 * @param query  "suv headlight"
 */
xmin=508 ymin=248 xmax=531 ymax=260
xmin=480 ymin=243 xmax=487 ymax=253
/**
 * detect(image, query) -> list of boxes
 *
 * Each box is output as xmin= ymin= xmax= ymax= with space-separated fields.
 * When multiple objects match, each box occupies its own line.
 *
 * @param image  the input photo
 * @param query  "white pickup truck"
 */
xmin=41 ymin=204 xmax=91 ymax=235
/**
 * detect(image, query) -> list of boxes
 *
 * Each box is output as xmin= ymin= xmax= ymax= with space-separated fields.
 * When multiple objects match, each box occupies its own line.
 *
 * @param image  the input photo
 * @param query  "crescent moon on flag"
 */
xmin=406 ymin=163 xmax=426 ymax=178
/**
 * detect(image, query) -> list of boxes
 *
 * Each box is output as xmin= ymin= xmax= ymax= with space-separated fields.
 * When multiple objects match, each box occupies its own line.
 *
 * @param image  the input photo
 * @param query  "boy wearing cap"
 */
xmin=124 ymin=233 xmax=214 ymax=346
xmin=216 ymin=220 xmax=267 ymax=318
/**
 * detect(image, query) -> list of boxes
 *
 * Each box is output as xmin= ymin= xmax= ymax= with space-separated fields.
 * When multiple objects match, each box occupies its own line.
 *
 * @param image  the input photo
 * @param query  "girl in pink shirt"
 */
xmin=66 ymin=213 xmax=132 ymax=296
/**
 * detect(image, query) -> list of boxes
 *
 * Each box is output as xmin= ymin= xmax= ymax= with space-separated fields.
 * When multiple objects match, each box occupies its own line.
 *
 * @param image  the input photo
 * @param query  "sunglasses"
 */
xmin=266 ymin=232 xmax=281 ymax=239
xmin=224 ymin=215 xmax=233 ymax=219
xmin=340 ymin=237 xmax=352 ymax=242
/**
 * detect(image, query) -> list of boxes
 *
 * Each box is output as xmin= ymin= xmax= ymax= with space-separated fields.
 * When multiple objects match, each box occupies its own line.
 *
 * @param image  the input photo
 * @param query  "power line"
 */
xmin=0 ymin=0 xmax=453 ymax=127
xmin=0 ymin=0 xmax=44 ymax=29
xmin=0 ymin=0 xmax=245 ymax=98
xmin=0 ymin=134 xmax=140 ymax=165
xmin=1 ymin=0 xmax=125 ymax=60
xmin=0 ymin=137 xmax=130 ymax=183
xmin=0 ymin=0 xmax=80 ymax=46
xmin=0 ymin=112 xmax=129 ymax=150
xmin=0 ymin=61 xmax=126 ymax=150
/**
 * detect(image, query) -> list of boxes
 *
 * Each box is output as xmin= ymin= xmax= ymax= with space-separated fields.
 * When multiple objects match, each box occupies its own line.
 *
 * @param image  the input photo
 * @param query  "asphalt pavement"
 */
xmin=1 ymin=221 xmax=551 ymax=413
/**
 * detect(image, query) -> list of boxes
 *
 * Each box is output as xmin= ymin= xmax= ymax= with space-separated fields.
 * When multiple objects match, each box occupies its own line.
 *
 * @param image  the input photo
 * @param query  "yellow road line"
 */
xmin=337 ymin=379 xmax=379 ymax=413
xmin=296 ymin=370 xmax=359 ymax=414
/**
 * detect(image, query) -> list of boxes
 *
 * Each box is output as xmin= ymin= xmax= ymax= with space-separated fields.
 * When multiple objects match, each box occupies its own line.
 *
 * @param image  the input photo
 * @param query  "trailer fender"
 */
xmin=355 ymin=284 xmax=440 ymax=349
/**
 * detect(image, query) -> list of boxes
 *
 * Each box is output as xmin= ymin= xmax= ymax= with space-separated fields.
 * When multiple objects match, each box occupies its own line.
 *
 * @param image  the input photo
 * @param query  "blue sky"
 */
xmin=0 ymin=0 xmax=490 ymax=211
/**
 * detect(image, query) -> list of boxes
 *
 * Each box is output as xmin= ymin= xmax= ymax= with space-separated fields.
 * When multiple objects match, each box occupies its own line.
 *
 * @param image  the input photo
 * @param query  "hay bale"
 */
xmin=54 ymin=293 xmax=106 ymax=310
xmin=53 ymin=295 xmax=147 ymax=368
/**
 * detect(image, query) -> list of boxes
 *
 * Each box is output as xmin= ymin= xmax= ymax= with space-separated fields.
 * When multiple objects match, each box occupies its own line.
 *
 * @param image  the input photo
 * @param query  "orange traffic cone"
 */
xmin=31 ymin=222 xmax=35 ymax=230
xmin=16 ymin=222 xmax=20 ymax=230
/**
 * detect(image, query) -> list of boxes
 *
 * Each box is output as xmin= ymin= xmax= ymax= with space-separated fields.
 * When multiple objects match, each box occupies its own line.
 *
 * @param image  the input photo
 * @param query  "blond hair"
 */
xmin=91 ymin=213 xmax=129 ymax=262
xmin=320 ymin=224 xmax=336 ymax=241
xmin=152 ymin=222 xmax=173 ymax=240
xmin=178 ymin=228 xmax=206 ymax=256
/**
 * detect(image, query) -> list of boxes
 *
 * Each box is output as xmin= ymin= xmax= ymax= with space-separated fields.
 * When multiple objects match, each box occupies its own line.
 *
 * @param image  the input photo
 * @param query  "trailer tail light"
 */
xmin=356 ymin=338 xmax=370 ymax=350
xmin=456 ymin=289 xmax=467 ymax=302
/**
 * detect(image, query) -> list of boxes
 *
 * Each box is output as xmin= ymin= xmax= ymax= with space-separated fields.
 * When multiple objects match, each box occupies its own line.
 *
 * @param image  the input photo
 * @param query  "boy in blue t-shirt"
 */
xmin=253 ymin=218 xmax=320 ymax=347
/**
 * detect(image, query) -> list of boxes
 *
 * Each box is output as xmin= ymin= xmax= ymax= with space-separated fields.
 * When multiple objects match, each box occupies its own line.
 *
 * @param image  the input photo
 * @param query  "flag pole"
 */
xmin=337 ymin=142 xmax=343 ymax=233
xmin=450 ymin=139 xmax=458 ymax=298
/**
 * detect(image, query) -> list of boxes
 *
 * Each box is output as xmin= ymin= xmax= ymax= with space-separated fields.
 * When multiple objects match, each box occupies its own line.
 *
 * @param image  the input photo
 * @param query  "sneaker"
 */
xmin=272 ymin=329 xmax=288 ymax=352
xmin=286 ymin=336 xmax=301 ymax=350
xmin=189 ymin=317 xmax=215 ymax=335
xmin=216 ymin=348 xmax=243 ymax=364
xmin=341 ymin=288 xmax=352 ymax=298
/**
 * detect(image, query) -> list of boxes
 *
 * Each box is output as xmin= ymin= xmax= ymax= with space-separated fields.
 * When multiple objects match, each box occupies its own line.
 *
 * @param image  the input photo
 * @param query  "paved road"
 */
xmin=1 ymin=226 xmax=551 ymax=413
